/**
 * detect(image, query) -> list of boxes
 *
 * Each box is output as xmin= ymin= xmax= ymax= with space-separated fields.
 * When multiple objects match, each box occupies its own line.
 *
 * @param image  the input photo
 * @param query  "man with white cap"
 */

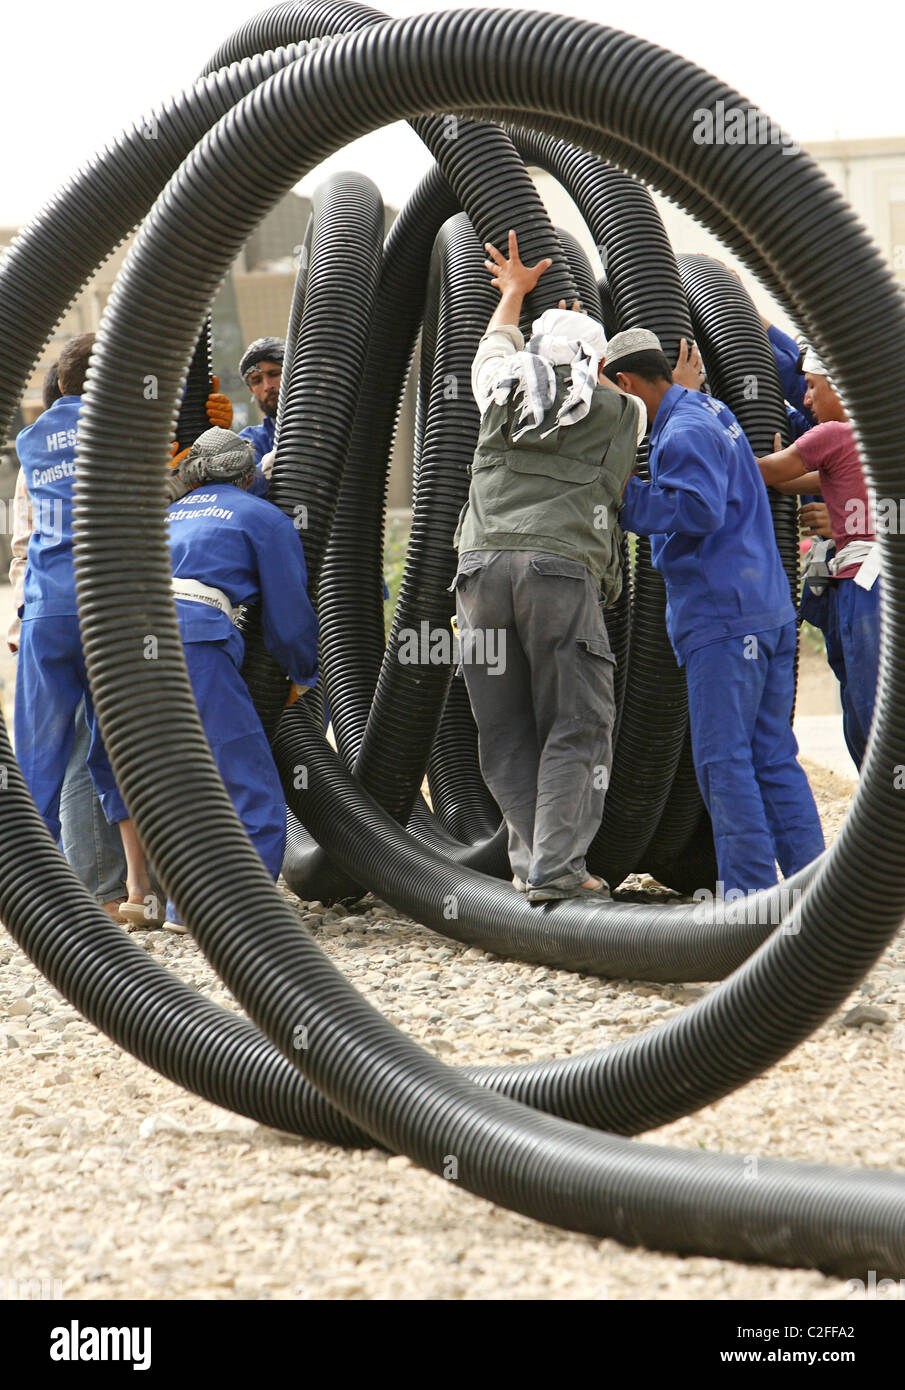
xmin=609 ymin=328 xmax=824 ymax=896
xmin=451 ymin=230 xmax=646 ymax=904
xmin=757 ymin=347 xmax=878 ymax=768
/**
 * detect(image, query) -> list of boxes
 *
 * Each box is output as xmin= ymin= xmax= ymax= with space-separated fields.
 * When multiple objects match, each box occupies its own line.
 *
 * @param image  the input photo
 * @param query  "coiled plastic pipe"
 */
xmin=33 ymin=10 xmax=904 ymax=1274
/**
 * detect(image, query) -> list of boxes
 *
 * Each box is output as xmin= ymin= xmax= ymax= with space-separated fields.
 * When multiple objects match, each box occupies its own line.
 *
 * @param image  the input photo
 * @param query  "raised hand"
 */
xmin=483 ymin=229 xmax=553 ymax=298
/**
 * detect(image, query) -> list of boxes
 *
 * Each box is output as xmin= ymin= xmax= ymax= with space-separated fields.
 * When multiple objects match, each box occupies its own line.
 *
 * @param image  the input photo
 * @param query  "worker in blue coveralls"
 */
xmin=608 ymin=327 xmax=824 ymax=895
xmin=237 ymin=336 xmax=284 ymax=465
xmin=14 ymin=334 xmax=240 ymax=922
xmin=13 ymin=334 xmax=159 ymax=919
xmin=235 ymin=332 xmax=389 ymax=649
xmin=758 ymin=319 xmax=860 ymax=765
xmin=163 ymin=426 xmax=319 ymax=930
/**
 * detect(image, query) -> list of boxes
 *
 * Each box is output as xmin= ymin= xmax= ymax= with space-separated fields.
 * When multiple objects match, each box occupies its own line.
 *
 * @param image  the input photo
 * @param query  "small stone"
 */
xmin=527 ymin=989 xmax=556 ymax=1008
xmin=842 ymin=1004 xmax=889 ymax=1028
xmin=11 ymin=1100 xmax=48 ymax=1118
xmin=7 ymin=998 xmax=33 ymax=1018
xmin=139 ymin=1113 xmax=189 ymax=1138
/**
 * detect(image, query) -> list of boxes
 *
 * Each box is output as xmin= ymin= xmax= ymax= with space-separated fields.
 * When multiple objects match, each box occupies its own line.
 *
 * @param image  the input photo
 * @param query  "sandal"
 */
xmin=117 ymin=898 xmax=166 ymax=929
xmin=526 ymin=877 xmax=611 ymax=905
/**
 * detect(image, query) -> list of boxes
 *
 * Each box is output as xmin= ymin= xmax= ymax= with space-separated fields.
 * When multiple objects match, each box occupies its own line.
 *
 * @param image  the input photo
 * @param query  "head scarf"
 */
xmin=801 ymin=344 xmax=831 ymax=381
xmin=177 ymin=427 xmax=256 ymax=490
xmin=491 ymin=308 xmax=608 ymax=441
xmin=239 ymin=336 xmax=286 ymax=380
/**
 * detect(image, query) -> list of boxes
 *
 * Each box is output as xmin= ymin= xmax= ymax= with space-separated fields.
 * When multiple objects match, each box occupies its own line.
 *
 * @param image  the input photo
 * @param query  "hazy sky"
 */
xmin=3 ymin=0 xmax=901 ymax=227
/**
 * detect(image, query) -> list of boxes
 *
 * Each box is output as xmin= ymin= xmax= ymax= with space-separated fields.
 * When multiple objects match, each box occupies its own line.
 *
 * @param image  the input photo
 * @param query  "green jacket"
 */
xmin=455 ymin=364 xmax=640 ymax=604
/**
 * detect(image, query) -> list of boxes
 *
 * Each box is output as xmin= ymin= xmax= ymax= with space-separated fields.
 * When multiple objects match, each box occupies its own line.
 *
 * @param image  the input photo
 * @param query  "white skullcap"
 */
xmin=603 ymin=328 xmax=664 ymax=369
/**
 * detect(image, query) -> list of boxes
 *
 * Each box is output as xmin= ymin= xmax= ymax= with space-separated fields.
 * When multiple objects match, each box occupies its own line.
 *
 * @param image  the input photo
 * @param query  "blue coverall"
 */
xmin=168 ymin=482 xmax=319 ymax=893
xmin=239 ymin=414 xmax=388 ymax=603
xmin=768 ymin=325 xmax=871 ymax=767
xmin=768 ymin=325 xmax=816 ymax=437
xmin=13 ymin=396 xmax=124 ymax=842
xmin=620 ymin=385 xmax=825 ymax=893
xmin=239 ymin=416 xmax=275 ymax=467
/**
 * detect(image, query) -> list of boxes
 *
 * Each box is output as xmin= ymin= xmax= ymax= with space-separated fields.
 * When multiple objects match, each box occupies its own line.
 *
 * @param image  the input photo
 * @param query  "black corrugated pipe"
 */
xmin=319 ymin=166 xmax=459 ymax=770
xmin=271 ymin=173 xmax=385 ymax=598
xmin=283 ymin=212 xmax=511 ymax=901
xmin=0 ymin=0 xmax=823 ymax=1269
xmin=0 ymin=22 xmax=830 ymax=1204
xmin=276 ymin=110 xmax=590 ymax=903
xmin=645 ymin=730 xmax=719 ymax=893
xmin=237 ymin=173 xmax=384 ymax=744
xmin=50 ymin=11 xmax=905 ymax=1273
xmin=0 ymin=38 xmax=828 ymax=995
xmin=554 ymin=225 xmax=603 ymax=322
xmin=174 ymin=319 xmax=213 ymax=450
xmin=275 ymin=217 xmax=312 ymax=433
xmin=0 ymin=35 xmax=822 ymax=981
xmin=597 ymin=274 xmax=618 ymax=340
xmin=0 ymin=38 xmax=317 ymax=458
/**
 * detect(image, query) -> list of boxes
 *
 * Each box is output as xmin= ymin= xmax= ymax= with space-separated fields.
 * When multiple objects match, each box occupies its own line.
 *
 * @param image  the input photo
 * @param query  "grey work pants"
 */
xmin=452 ymin=549 xmax=616 ymax=891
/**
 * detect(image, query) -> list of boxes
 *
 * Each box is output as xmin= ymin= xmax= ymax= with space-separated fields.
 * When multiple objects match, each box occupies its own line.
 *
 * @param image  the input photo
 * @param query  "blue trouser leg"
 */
xmin=14 ymin=616 xmax=84 ymax=843
xmin=821 ymin=584 xmax=864 ymax=769
xmin=165 ymin=640 xmax=287 ymax=922
xmin=802 ymin=579 xmax=860 ymax=768
xmin=15 ymin=615 xmax=128 ymax=844
xmin=834 ymin=577 xmax=881 ymax=770
xmin=686 ymin=622 xmax=823 ymax=894
xmin=749 ymin=621 xmax=825 ymax=877
xmin=59 ymin=698 xmax=128 ymax=901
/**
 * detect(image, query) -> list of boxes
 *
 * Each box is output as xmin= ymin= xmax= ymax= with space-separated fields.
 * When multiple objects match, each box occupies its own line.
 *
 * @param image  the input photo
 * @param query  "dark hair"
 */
xmin=57 ymin=333 xmax=96 ymax=396
xmin=603 ymin=349 xmax=672 ymax=385
xmin=42 ymin=362 xmax=61 ymax=410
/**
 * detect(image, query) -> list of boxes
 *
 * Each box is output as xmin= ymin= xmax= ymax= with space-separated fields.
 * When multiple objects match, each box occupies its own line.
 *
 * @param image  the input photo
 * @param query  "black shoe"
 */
xmin=526 ymin=878 xmax=611 ymax=905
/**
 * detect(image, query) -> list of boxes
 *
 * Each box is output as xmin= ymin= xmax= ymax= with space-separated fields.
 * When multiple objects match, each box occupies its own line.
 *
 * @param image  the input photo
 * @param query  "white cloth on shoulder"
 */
xmin=490 ymin=308 xmax=608 ymax=442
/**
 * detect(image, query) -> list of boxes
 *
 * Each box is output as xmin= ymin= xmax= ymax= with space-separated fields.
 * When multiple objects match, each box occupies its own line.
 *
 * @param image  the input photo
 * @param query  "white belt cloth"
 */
xmin=829 ymin=539 xmax=880 ymax=590
xmin=171 ymin=577 xmax=235 ymax=620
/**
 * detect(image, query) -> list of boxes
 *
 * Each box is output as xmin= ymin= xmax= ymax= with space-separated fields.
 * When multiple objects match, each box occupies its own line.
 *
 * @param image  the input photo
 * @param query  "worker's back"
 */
xmin=456 ymin=365 xmax=639 ymax=602
xmin=648 ymin=387 xmax=793 ymax=663
xmin=167 ymin=483 xmax=318 ymax=686
xmin=17 ymin=395 xmax=82 ymax=618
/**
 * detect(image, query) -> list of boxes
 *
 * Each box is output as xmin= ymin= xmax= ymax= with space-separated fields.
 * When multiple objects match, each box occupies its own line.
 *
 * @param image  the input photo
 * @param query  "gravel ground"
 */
xmin=3 ymin=755 xmax=903 ymax=1301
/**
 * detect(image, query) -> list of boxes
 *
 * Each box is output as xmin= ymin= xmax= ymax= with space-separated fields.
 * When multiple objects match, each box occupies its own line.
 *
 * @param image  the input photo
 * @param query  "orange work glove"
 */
xmin=168 ymin=443 xmax=191 ymax=469
xmin=205 ymin=376 xmax=233 ymax=429
xmin=286 ymin=683 xmax=314 ymax=707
